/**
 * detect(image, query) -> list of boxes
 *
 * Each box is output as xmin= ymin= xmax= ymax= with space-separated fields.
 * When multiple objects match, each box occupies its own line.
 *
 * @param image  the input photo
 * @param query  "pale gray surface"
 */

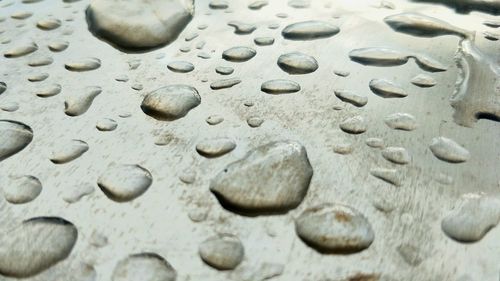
xmin=0 ymin=0 xmax=499 ymax=280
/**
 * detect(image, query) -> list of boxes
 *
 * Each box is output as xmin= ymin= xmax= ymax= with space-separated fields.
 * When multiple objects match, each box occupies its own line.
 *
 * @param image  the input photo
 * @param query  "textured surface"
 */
xmin=0 ymin=0 xmax=499 ymax=280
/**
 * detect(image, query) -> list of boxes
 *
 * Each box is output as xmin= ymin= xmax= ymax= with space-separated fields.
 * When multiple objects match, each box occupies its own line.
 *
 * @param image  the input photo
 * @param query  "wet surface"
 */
xmin=0 ymin=0 xmax=499 ymax=280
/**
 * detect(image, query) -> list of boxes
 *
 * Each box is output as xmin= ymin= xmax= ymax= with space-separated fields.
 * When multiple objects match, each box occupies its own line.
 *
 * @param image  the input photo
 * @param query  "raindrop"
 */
xmin=370 ymin=168 xmax=402 ymax=186
xmin=384 ymin=113 xmax=417 ymax=131
xmin=141 ymin=85 xmax=201 ymax=121
xmin=97 ymin=164 xmax=153 ymax=202
xmin=112 ymin=253 xmax=176 ymax=281
xmin=27 ymin=56 xmax=53 ymax=67
xmin=36 ymin=18 xmax=61 ymax=30
xmin=36 ymin=83 xmax=61 ymax=97
xmin=228 ymin=21 xmax=257 ymax=34
xmin=339 ymin=116 xmax=367 ymax=134
xmin=247 ymin=116 xmax=264 ymax=128
xmin=167 ymin=61 xmax=194 ymax=73
xmin=334 ymin=90 xmax=368 ymax=107
xmin=64 ymin=86 xmax=102 ymax=116
xmin=411 ymin=74 xmax=436 ymax=87
xmin=369 ymin=79 xmax=407 ymax=98
xmin=4 ymin=42 xmax=38 ymax=58
xmin=28 ymin=73 xmax=49 ymax=82
xmin=295 ymin=203 xmax=374 ymax=253
xmin=222 ymin=46 xmax=256 ymax=62
xmin=2 ymin=175 xmax=42 ymax=204
xmin=384 ymin=13 xmax=471 ymax=38
xmin=210 ymin=78 xmax=241 ymax=90
xmin=50 ymin=139 xmax=89 ymax=164
xmin=0 ymin=120 xmax=33 ymax=161
xmin=429 ymin=137 xmax=470 ymax=163
xmin=254 ymin=36 xmax=274 ymax=46
xmin=0 ymin=217 xmax=77 ymax=278
xmin=196 ymin=138 xmax=236 ymax=158
xmin=277 ymin=52 xmax=318 ymax=74
xmin=248 ymin=0 xmax=268 ymax=10
xmin=199 ymin=234 xmax=244 ymax=270
xmin=206 ymin=115 xmax=224 ymax=125
xmin=210 ymin=141 xmax=313 ymax=214
xmin=62 ymin=183 xmax=94 ymax=204
xmin=96 ymin=118 xmax=117 ymax=131
xmin=209 ymin=0 xmax=229 ymax=9
xmin=261 ymin=79 xmax=300 ymax=94
xmin=48 ymin=40 xmax=69 ymax=52
xmin=381 ymin=147 xmax=411 ymax=165
xmin=282 ymin=21 xmax=340 ymax=40
xmin=215 ymin=66 xmax=234 ymax=75
xmin=65 ymin=58 xmax=101 ymax=71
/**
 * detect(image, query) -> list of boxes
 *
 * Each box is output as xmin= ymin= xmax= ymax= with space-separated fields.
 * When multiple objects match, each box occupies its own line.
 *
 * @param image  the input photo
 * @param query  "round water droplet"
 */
xmin=199 ymin=234 xmax=244 ymax=270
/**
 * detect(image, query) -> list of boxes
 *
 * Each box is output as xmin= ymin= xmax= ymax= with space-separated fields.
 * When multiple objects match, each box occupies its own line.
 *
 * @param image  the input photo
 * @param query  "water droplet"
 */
xmin=64 ymin=86 xmax=102 ymax=116
xmin=370 ymin=168 xmax=402 ymax=186
xmin=1 ymin=102 xmax=18 ymax=112
xmin=48 ymin=40 xmax=69 ymax=52
xmin=349 ymin=48 xmax=409 ymax=66
xmin=0 ymin=217 xmax=77 ymax=278
xmin=112 ymin=253 xmax=176 ymax=281
xmin=340 ymin=116 xmax=367 ymax=134
xmin=215 ymin=66 xmax=234 ymax=75
xmin=248 ymin=0 xmax=268 ymax=10
xmin=288 ymin=0 xmax=310 ymax=9
xmin=295 ymin=203 xmax=374 ymax=253
xmin=167 ymin=61 xmax=194 ymax=73
xmin=384 ymin=112 xmax=417 ymax=131
xmin=397 ymin=244 xmax=424 ymax=266
xmin=282 ymin=21 xmax=339 ymax=40
xmin=382 ymin=147 xmax=411 ymax=165
xmin=50 ymin=139 xmax=89 ymax=164
xmin=65 ymin=58 xmax=101 ymax=71
xmin=334 ymin=90 xmax=368 ymax=107
xmin=277 ymin=52 xmax=318 ymax=74
xmin=141 ymin=85 xmax=200 ymax=121
xmin=199 ymin=234 xmax=244 ymax=270
xmin=97 ymin=164 xmax=152 ymax=202
xmin=87 ymin=0 xmax=193 ymax=49
xmin=0 ymin=82 xmax=6 ymax=95
xmin=228 ymin=21 xmax=257 ymax=34
xmin=429 ymin=137 xmax=470 ymax=163
xmin=483 ymin=31 xmax=500 ymax=41
xmin=411 ymin=74 xmax=436 ymax=87
xmin=196 ymin=138 xmax=236 ymax=158
xmin=209 ymin=0 xmax=229 ymax=9
xmin=366 ymin=137 xmax=384 ymax=148
xmin=384 ymin=13 xmax=471 ymax=38
xmin=369 ymin=79 xmax=407 ymax=98
xmin=131 ymin=83 xmax=143 ymax=91
xmin=484 ymin=20 xmax=500 ymax=28
xmin=4 ymin=42 xmax=38 ymax=58
xmin=206 ymin=115 xmax=224 ymax=125
xmin=261 ymin=79 xmax=300 ymax=94
xmin=28 ymin=73 xmax=49 ymax=82
xmin=11 ymin=11 xmax=33 ymax=20
xmin=334 ymin=70 xmax=350 ymax=77
xmin=62 ymin=183 xmax=94 ymax=203
xmin=36 ymin=83 xmax=61 ymax=97
xmin=96 ymin=118 xmax=117 ymax=131
xmin=210 ymin=141 xmax=313 ymax=214
xmin=0 ymin=120 xmax=33 ymax=161
xmin=36 ymin=18 xmax=61 ymax=30
xmin=2 ymin=175 xmax=42 ymax=204
xmin=442 ymin=193 xmax=500 ymax=242
xmin=210 ymin=78 xmax=241 ymax=90
xmin=247 ymin=116 xmax=264 ymax=128
xmin=254 ymin=36 xmax=274 ymax=46
xmin=222 ymin=46 xmax=256 ymax=62
xmin=89 ymin=230 xmax=108 ymax=247
xmin=27 ymin=56 xmax=53 ymax=67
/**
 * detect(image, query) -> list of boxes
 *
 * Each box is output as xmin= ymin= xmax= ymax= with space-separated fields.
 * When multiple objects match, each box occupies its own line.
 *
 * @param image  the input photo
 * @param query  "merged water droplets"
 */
xmin=442 ymin=193 xmax=500 ymax=242
xmin=87 ymin=0 xmax=194 ymax=49
xmin=0 ymin=120 xmax=33 ymax=161
xmin=199 ymin=234 xmax=244 ymax=270
xmin=0 ymin=217 xmax=77 ymax=278
xmin=2 ymin=175 xmax=42 ymax=204
xmin=64 ymin=86 xmax=102 ymax=116
xmin=295 ymin=203 xmax=374 ymax=253
xmin=141 ymin=85 xmax=200 ymax=121
xmin=384 ymin=12 xmax=471 ymax=38
xmin=97 ymin=164 xmax=152 ymax=202
xmin=210 ymin=141 xmax=313 ymax=215
xmin=112 ymin=253 xmax=176 ymax=281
